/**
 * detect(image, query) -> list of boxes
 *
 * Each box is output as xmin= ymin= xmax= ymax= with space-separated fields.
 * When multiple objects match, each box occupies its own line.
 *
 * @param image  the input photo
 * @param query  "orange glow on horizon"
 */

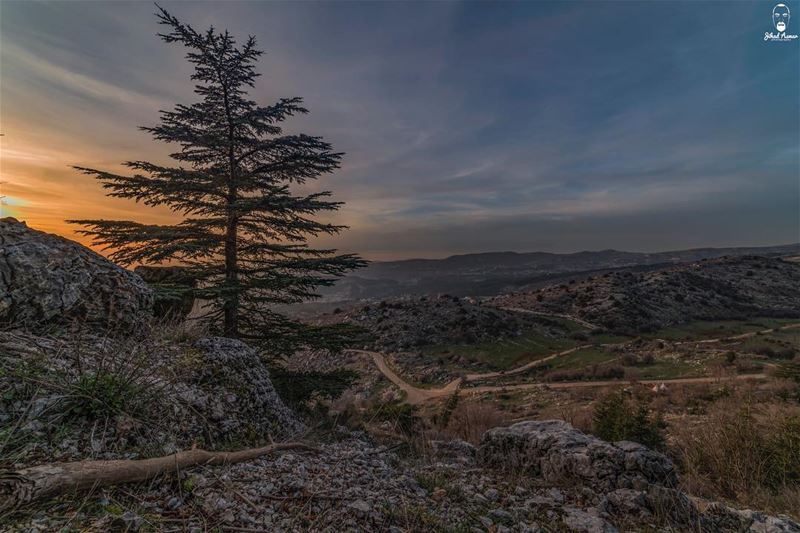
xmin=0 ymin=132 xmax=180 ymax=258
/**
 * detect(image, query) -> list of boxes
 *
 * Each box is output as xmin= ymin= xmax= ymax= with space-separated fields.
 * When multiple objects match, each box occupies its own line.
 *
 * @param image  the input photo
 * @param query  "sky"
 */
xmin=1 ymin=1 xmax=798 ymax=261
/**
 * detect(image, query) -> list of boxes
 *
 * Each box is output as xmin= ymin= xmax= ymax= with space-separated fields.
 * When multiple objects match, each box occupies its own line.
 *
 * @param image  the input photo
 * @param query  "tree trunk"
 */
xmin=224 ymin=207 xmax=239 ymax=337
xmin=0 ymin=442 xmax=316 ymax=510
xmin=222 ymin=75 xmax=239 ymax=338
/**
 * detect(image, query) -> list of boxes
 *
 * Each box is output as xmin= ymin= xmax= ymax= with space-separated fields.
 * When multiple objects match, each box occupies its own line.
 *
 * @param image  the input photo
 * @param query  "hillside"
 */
xmin=318 ymin=295 xmax=572 ymax=353
xmin=318 ymin=244 xmax=800 ymax=301
xmin=493 ymin=255 xmax=800 ymax=334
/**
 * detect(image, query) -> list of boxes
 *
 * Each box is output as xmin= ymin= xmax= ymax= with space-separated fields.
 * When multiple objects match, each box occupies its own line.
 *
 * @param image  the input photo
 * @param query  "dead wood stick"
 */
xmin=0 ymin=442 xmax=318 ymax=509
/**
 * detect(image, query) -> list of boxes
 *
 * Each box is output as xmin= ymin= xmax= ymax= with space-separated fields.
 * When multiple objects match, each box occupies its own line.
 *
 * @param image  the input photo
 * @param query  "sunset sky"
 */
xmin=1 ymin=1 xmax=798 ymax=260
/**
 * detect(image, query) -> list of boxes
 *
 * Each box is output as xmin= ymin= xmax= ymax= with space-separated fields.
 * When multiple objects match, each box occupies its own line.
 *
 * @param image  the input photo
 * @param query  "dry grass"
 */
xmin=553 ymin=402 xmax=594 ymax=433
xmin=0 ymin=318 xmax=217 ymax=466
xmin=436 ymin=401 xmax=511 ymax=445
xmin=671 ymin=395 xmax=800 ymax=518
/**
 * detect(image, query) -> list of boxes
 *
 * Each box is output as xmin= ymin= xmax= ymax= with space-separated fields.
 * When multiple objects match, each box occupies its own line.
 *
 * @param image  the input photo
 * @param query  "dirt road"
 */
xmin=351 ymin=349 xmax=769 ymax=404
xmin=668 ymin=322 xmax=800 ymax=345
xmin=463 ymin=344 xmax=591 ymax=381
xmin=497 ymin=306 xmax=599 ymax=329
xmin=350 ymin=349 xmax=461 ymax=404
xmin=349 ymin=321 xmax=799 ymax=405
xmin=465 ymin=373 xmax=767 ymax=394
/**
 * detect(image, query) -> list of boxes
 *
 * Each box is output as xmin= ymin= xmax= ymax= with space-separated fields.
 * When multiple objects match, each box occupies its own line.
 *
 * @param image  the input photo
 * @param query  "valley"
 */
xmin=302 ymin=255 xmax=800 ymax=394
xmin=315 ymin=244 xmax=800 ymax=302
xmin=344 ymin=318 xmax=800 ymax=405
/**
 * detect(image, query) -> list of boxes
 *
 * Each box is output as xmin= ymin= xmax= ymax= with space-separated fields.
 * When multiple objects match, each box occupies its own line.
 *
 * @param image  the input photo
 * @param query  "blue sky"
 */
xmin=1 ymin=1 xmax=798 ymax=259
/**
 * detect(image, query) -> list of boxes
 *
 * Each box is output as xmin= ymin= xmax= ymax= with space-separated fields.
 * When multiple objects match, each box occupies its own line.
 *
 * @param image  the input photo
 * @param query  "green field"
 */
xmin=547 ymin=347 xmax=618 ymax=370
xmin=422 ymin=317 xmax=798 ymax=378
xmin=628 ymin=360 xmax=705 ymax=380
xmin=644 ymin=318 xmax=799 ymax=342
xmin=423 ymin=329 xmax=578 ymax=370
xmin=762 ymin=327 xmax=800 ymax=346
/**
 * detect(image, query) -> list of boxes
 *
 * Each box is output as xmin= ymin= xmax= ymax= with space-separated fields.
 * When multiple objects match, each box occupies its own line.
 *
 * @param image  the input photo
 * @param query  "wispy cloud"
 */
xmin=1 ymin=1 xmax=797 ymax=259
xmin=4 ymin=44 xmax=163 ymax=107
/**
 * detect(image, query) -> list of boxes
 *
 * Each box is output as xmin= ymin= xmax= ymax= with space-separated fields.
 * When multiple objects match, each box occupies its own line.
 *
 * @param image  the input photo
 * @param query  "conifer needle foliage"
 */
xmin=70 ymin=6 xmax=366 ymax=349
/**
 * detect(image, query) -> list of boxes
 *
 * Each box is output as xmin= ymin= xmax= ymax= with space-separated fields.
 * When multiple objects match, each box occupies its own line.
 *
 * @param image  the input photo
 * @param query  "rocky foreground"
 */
xmin=6 ymin=418 xmax=799 ymax=532
xmin=3 ymin=323 xmax=797 ymax=531
xmin=2 ymin=221 xmax=800 ymax=531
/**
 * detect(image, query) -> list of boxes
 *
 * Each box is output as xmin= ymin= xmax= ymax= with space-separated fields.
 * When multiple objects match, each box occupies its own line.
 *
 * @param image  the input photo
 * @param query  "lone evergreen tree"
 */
xmin=70 ymin=7 xmax=365 ymax=348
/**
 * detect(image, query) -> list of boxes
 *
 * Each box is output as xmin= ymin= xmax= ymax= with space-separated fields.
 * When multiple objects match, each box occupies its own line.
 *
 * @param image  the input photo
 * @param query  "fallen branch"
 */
xmin=0 ymin=442 xmax=318 ymax=509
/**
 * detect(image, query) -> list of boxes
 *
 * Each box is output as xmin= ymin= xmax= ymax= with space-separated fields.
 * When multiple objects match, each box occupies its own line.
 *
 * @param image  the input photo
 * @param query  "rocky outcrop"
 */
xmin=478 ymin=420 xmax=677 ymax=492
xmin=134 ymin=265 xmax=197 ymax=319
xmin=478 ymin=420 xmax=800 ymax=532
xmin=0 ymin=331 xmax=303 ymax=462
xmin=0 ymin=218 xmax=153 ymax=330
xmin=186 ymin=337 xmax=305 ymax=438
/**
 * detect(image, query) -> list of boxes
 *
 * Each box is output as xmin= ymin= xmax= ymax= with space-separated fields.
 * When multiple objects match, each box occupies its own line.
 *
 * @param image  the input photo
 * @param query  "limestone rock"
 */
xmin=477 ymin=420 xmax=677 ymax=492
xmin=430 ymin=439 xmax=477 ymax=464
xmin=561 ymin=506 xmax=618 ymax=533
xmin=189 ymin=337 xmax=305 ymax=437
xmin=0 ymin=218 xmax=152 ymax=329
xmin=700 ymin=503 xmax=800 ymax=532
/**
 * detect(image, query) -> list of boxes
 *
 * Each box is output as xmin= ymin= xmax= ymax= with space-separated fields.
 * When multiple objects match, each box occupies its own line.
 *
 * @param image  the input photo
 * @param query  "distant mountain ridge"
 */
xmin=319 ymin=243 xmax=800 ymax=301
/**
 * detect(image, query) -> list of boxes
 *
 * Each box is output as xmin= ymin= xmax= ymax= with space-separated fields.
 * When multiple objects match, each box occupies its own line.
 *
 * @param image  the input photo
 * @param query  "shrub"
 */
xmin=597 ymin=365 xmax=625 ymax=379
xmin=592 ymin=389 xmax=664 ymax=449
xmin=435 ymin=385 xmax=461 ymax=428
xmin=64 ymin=371 xmax=146 ymax=421
xmin=570 ymin=331 xmax=589 ymax=341
xmin=546 ymin=369 xmax=586 ymax=382
xmin=756 ymin=345 xmax=796 ymax=360
xmin=546 ymin=364 xmax=625 ymax=382
xmin=270 ymin=368 xmax=358 ymax=414
xmin=440 ymin=401 xmax=510 ymax=444
xmin=367 ymin=401 xmax=421 ymax=435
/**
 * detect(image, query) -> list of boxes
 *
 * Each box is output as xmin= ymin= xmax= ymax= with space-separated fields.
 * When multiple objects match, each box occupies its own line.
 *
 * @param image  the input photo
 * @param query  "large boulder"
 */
xmin=477 ymin=420 xmax=677 ymax=492
xmin=0 ymin=218 xmax=153 ymax=330
xmin=182 ymin=337 xmax=305 ymax=438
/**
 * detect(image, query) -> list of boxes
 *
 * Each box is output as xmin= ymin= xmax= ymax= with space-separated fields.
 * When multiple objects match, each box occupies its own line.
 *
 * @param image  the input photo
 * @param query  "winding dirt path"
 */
xmin=497 ymin=306 xmax=599 ymax=330
xmin=350 ymin=321 xmax=800 ymax=405
xmin=463 ymin=344 xmax=591 ymax=381
xmin=351 ymin=350 xmax=461 ymax=404
xmin=667 ymin=322 xmax=800 ymax=345
xmin=356 ymin=348 xmax=769 ymax=404
xmin=466 ymin=373 xmax=767 ymax=394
